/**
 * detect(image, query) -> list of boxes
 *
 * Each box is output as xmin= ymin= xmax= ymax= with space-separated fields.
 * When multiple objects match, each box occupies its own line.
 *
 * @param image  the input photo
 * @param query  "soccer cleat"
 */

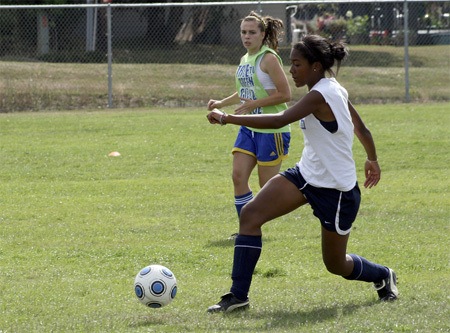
xmin=207 ymin=292 xmax=249 ymax=313
xmin=374 ymin=268 xmax=398 ymax=301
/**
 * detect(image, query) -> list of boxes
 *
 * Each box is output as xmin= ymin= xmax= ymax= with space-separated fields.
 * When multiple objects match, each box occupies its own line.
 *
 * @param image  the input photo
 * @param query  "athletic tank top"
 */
xmin=297 ymin=78 xmax=356 ymax=191
xmin=235 ymin=45 xmax=290 ymax=133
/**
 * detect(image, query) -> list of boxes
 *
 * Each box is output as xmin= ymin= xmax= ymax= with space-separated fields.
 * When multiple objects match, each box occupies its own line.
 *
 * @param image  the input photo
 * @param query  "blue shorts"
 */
xmin=232 ymin=126 xmax=290 ymax=167
xmin=280 ymin=165 xmax=361 ymax=235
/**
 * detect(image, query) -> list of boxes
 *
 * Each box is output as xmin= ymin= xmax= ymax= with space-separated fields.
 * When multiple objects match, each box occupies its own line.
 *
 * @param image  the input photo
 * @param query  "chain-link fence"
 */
xmin=1 ymin=1 xmax=449 ymax=111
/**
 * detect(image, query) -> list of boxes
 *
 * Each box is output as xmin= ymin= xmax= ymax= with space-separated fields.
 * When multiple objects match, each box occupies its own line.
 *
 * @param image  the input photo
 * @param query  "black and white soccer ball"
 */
xmin=134 ymin=264 xmax=177 ymax=308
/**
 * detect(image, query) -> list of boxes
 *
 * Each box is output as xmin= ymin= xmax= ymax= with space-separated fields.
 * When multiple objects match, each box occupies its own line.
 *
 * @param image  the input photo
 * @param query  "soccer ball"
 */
xmin=134 ymin=264 xmax=177 ymax=308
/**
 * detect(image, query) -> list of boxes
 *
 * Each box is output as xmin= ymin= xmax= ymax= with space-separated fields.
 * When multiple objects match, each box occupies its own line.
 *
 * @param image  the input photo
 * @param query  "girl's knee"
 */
xmin=239 ymin=206 xmax=251 ymax=225
xmin=323 ymin=257 xmax=352 ymax=276
xmin=239 ymin=204 xmax=263 ymax=233
xmin=240 ymin=201 xmax=258 ymax=219
xmin=324 ymin=262 xmax=341 ymax=275
xmin=232 ymin=168 xmax=249 ymax=187
xmin=322 ymin=256 xmax=344 ymax=274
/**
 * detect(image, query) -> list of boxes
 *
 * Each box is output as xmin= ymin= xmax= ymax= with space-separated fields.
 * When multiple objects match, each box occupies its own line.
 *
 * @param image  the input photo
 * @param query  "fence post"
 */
xmin=86 ymin=0 xmax=97 ymax=51
xmin=404 ymin=0 xmax=410 ymax=103
xmin=37 ymin=12 xmax=50 ymax=55
xmin=107 ymin=4 xmax=113 ymax=108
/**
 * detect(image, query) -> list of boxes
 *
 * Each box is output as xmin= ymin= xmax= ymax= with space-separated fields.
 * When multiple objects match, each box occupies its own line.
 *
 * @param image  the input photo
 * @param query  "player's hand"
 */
xmin=364 ymin=160 xmax=381 ymax=188
xmin=206 ymin=109 xmax=226 ymax=125
xmin=207 ymin=99 xmax=222 ymax=111
xmin=234 ymin=98 xmax=255 ymax=115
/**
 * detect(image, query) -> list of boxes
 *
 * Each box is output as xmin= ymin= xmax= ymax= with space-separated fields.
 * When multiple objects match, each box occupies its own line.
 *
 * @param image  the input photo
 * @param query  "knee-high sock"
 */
xmin=344 ymin=254 xmax=389 ymax=282
xmin=234 ymin=191 xmax=253 ymax=217
xmin=230 ymin=235 xmax=262 ymax=300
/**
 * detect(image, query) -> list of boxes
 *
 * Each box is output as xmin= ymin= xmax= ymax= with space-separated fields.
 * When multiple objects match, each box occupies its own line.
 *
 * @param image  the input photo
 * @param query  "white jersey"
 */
xmin=297 ymin=78 xmax=356 ymax=191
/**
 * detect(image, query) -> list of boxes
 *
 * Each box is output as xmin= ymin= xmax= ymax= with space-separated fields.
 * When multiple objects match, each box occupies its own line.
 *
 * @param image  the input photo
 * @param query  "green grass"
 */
xmin=1 ymin=45 xmax=449 ymax=111
xmin=0 ymin=104 xmax=449 ymax=332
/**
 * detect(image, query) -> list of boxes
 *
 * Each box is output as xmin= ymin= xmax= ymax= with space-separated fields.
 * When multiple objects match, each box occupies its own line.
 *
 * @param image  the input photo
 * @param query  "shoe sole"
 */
xmin=207 ymin=301 xmax=249 ymax=313
xmin=225 ymin=301 xmax=250 ymax=313
xmin=388 ymin=268 xmax=399 ymax=298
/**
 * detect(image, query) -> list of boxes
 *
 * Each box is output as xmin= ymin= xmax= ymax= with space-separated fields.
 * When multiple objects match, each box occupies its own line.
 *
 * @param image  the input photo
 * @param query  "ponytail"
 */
xmin=293 ymin=35 xmax=348 ymax=76
xmin=330 ymin=41 xmax=348 ymax=75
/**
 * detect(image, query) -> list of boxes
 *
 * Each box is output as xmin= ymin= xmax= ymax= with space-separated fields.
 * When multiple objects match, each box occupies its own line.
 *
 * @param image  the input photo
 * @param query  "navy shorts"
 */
xmin=280 ymin=165 xmax=361 ymax=235
xmin=232 ymin=126 xmax=290 ymax=167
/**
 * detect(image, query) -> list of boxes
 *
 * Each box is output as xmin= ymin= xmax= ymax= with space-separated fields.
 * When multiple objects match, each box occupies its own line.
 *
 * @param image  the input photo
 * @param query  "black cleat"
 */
xmin=207 ymin=292 xmax=249 ymax=313
xmin=374 ymin=268 xmax=398 ymax=301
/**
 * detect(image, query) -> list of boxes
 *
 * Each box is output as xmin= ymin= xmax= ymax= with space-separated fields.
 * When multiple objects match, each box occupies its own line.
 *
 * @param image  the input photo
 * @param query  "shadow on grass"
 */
xmin=128 ymin=300 xmax=377 ymax=330
xmin=222 ymin=299 xmax=377 ymax=330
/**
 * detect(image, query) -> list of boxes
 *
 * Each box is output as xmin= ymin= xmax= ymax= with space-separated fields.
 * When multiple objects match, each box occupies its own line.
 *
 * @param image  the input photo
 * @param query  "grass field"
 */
xmin=1 ymin=45 xmax=449 ymax=112
xmin=1 ymin=103 xmax=449 ymax=332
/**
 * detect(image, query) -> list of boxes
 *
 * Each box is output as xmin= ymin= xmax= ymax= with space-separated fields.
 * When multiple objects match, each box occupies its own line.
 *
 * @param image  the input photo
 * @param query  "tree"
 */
xmin=107 ymin=0 xmax=237 ymax=46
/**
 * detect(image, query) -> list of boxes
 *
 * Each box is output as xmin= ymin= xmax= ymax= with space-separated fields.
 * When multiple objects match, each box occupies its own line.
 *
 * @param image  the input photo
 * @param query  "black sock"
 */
xmin=230 ymin=234 xmax=262 ymax=300
xmin=344 ymin=254 xmax=389 ymax=282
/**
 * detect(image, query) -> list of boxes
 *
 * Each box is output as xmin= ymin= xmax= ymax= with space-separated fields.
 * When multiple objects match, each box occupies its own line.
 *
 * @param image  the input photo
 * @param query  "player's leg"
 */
xmin=321 ymin=227 xmax=353 ymax=276
xmin=228 ymin=174 xmax=307 ymax=303
xmin=231 ymin=127 xmax=258 ymax=218
xmin=313 ymin=184 xmax=398 ymax=301
xmin=208 ymin=174 xmax=308 ymax=312
xmin=257 ymin=163 xmax=282 ymax=188
xmin=321 ymin=228 xmax=398 ymax=301
xmin=232 ymin=151 xmax=256 ymax=215
xmin=239 ymin=174 xmax=306 ymax=235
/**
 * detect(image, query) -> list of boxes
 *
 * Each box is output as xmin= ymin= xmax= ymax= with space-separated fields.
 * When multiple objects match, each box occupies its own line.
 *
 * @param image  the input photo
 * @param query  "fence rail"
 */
xmin=1 ymin=1 xmax=449 ymax=111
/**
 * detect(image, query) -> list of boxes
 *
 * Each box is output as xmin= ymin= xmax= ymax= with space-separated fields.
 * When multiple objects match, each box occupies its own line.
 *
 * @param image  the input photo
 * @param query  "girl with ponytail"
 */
xmin=207 ymin=11 xmax=291 ymax=239
xmin=207 ymin=34 xmax=398 ymax=312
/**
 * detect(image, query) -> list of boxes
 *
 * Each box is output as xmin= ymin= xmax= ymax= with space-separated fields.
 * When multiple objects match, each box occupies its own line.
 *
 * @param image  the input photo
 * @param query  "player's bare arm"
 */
xmin=208 ymin=90 xmax=321 ymax=129
xmin=207 ymin=92 xmax=240 ymax=111
xmin=348 ymin=101 xmax=380 ymax=188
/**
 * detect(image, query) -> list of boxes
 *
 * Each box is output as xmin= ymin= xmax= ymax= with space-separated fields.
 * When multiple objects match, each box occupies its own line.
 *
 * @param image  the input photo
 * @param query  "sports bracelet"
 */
xmin=219 ymin=112 xmax=227 ymax=126
xmin=366 ymin=158 xmax=378 ymax=163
